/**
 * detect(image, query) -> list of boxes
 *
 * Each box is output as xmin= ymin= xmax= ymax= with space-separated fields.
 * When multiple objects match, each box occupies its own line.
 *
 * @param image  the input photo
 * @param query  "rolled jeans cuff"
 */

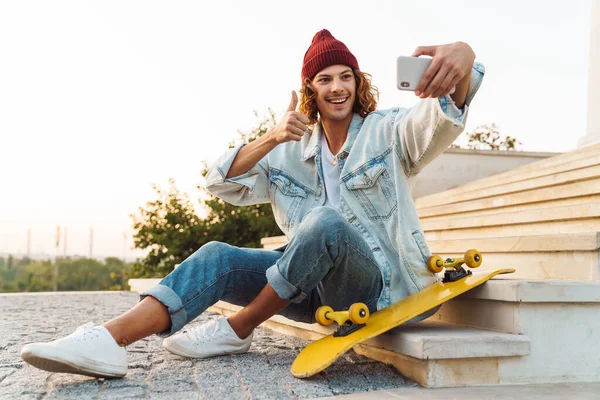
xmin=266 ymin=263 xmax=307 ymax=303
xmin=140 ymin=283 xmax=188 ymax=338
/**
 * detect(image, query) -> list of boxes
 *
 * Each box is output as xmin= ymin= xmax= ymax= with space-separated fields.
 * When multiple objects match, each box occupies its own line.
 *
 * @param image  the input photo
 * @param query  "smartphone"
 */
xmin=396 ymin=56 xmax=432 ymax=91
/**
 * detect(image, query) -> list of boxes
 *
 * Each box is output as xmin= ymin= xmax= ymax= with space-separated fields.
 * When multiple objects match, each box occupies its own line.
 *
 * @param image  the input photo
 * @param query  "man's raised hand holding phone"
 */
xmin=412 ymin=42 xmax=476 ymax=108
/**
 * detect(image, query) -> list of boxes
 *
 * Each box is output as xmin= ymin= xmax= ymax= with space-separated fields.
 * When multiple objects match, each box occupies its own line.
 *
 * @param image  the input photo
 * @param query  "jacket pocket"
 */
xmin=411 ymin=230 xmax=431 ymax=263
xmin=344 ymin=163 xmax=397 ymax=220
xmin=269 ymin=170 xmax=309 ymax=231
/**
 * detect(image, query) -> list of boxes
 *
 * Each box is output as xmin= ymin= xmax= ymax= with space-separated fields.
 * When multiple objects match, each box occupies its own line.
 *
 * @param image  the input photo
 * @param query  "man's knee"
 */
xmin=300 ymin=207 xmax=347 ymax=236
xmin=186 ymin=241 xmax=233 ymax=268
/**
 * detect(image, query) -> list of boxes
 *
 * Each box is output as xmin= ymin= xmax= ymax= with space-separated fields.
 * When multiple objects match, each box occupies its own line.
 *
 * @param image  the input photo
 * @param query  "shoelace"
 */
xmin=193 ymin=319 xmax=226 ymax=344
xmin=74 ymin=322 xmax=101 ymax=342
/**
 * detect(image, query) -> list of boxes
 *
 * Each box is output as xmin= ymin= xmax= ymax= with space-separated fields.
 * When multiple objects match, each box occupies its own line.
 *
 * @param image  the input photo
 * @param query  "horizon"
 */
xmin=0 ymin=250 xmax=140 ymax=264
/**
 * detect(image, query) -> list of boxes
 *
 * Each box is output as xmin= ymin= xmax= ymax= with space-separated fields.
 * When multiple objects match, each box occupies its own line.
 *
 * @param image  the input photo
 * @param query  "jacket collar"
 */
xmin=301 ymin=113 xmax=365 ymax=161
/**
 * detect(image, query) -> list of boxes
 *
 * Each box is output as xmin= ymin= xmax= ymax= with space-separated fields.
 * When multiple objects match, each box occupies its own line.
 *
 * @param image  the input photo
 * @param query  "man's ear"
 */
xmin=303 ymin=79 xmax=314 ymax=95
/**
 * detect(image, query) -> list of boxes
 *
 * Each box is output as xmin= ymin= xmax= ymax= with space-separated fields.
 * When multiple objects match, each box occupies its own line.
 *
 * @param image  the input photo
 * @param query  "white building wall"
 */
xmin=579 ymin=1 xmax=600 ymax=147
xmin=411 ymin=148 xmax=559 ymax=199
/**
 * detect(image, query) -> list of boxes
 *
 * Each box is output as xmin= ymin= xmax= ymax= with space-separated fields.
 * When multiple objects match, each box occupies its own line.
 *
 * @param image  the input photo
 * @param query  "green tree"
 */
xmin=452 ymin=123 xmax=521 ymax=151
xmin=23 ymin=261 xmax=54 ymax=292
xmin=57 ymin=258 xmax=130 ymax=291
xmin=130 ymin=180 xmax=210 ymax=278
xmin=130 ymin=110 xmax=283 ymax=278
xmin=0 ymin=256 xmax=132 ymax=293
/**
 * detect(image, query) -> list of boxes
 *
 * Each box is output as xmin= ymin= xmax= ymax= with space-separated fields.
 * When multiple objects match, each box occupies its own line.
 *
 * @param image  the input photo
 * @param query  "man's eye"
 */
xmin=343 ymin=75 xmax=351 ymax=79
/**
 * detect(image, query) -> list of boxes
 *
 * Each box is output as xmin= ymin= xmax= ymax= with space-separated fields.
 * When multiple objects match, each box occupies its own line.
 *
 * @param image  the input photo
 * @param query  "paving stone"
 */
xmin=102 ymin=368 xmax=149 ymax=389
xmin=0 ymin=292 xmax=413 ymax=398
xmin=149 ymin=391 xmax=200 ymax=400
xmin=45 ymin=375 xmax=101 ymax=399
xmin=100 ymin=385 xmax=146 ymax=399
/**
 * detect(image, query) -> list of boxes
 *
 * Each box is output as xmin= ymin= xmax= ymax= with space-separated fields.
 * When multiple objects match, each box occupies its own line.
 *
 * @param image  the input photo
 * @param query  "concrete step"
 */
xmin=422 ymin=203 xmax=600 ymax=232
xmin=354 ymin=321 xmax=530 ymax=388
xmin=428 ymin=233 xmax=600 ymax=281
xmin=435 ymin=252 xmax=599 ymax=281
xmin=419 ymin=179 xmax=600 ymax=219
xmin=128 ymin=278 xmax=161 ymax=294
xmin=429 ymin=234 xmax=600 ymax=280
xmin=428 ymin=232 xmax=600 ymax=253
xmin=425 ymin=279 xmax=600 ymax=386
xmin=416 ymin=144 xmax=600 ymax=208
xmin=425 ymin=219 xmax=600 ymax=240
xmin=261 ymin=235 xmax=287 ymax=250
xmin=419 ymin=163 xmax=600 ymax=211
xmin=362 ymin=321 xmax=530 ymax=360
xmin=431 ymin=279 xmax=600 ymax=334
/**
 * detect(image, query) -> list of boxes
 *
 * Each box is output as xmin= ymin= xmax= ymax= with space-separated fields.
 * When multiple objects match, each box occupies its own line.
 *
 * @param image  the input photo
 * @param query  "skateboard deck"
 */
xmin=291 ymin=268 xmax=515 ymax=378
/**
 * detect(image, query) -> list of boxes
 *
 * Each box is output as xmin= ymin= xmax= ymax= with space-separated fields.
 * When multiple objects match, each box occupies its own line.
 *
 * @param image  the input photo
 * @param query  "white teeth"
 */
xmin=329 ymin=98 xmax=347 ymax=104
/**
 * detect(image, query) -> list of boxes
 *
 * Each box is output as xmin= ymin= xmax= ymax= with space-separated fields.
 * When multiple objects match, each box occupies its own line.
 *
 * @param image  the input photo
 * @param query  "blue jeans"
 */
xmin=142 ymin=207 xmax=384 ymax=337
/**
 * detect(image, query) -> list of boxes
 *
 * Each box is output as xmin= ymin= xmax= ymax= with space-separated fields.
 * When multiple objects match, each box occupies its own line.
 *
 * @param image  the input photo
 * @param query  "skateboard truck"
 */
xmin=315 ymin=302 xmax=370 ymax=337
xmin=426 ymin=249 xmax=483 ymax=283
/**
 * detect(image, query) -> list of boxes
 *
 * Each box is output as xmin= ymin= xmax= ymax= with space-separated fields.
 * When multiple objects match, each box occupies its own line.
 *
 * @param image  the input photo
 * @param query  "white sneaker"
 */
xmin=163 ymin=317 xmax=252 ymax=359
xmin=20 ymin=323 xmax=127 ymax=378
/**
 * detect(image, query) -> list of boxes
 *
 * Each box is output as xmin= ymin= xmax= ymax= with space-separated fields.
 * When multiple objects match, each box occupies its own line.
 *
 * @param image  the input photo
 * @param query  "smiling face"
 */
xmin=310 ymin=64 xmax=357 ymax=125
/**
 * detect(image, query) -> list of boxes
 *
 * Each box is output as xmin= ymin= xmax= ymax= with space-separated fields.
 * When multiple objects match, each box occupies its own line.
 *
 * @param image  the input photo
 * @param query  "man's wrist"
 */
xmin=450 ymin=63 xmax=473 ymax=108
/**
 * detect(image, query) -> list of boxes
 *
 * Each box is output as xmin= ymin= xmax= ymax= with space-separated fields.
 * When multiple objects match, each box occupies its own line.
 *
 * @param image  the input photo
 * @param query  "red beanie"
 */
xmin=301 ymin=29 xmax=359 ymax=83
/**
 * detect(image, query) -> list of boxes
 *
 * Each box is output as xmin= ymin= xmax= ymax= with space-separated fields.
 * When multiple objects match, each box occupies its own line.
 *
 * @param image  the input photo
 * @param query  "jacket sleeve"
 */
xmin=205 ymin=143 xmax=271 ymax=206
xmin=395 ymin=62 xmax=485 ymax=177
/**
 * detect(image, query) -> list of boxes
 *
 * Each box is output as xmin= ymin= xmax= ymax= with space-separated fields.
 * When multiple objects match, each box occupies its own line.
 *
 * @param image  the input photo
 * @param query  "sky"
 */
xmin=0 ymin=0 xmax=593 ymax=259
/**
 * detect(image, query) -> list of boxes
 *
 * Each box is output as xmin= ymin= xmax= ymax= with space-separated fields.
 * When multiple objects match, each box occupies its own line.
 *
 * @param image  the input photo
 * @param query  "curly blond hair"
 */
xmin=299 ymin=69 xmax=379 ymax=126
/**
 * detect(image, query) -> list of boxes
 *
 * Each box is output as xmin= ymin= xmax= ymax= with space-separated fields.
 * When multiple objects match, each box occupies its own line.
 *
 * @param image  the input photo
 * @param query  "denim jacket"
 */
xmin=206 ymin=62 xmax=485 ymax=311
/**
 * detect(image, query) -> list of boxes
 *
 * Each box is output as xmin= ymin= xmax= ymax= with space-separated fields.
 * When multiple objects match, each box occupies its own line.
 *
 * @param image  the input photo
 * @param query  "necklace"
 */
xmin=323 ymin=149 xmax=337 ymax=166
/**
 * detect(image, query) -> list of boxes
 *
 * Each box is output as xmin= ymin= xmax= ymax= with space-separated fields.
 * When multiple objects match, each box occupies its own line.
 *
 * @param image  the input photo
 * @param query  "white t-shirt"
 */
xmin=320 ymin=134 xmax=341 ymax=211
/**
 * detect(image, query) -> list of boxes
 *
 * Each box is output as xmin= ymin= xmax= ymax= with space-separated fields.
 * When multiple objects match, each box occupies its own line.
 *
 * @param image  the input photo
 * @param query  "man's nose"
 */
xmin=331 ymin=78 xmax=342 ymax=92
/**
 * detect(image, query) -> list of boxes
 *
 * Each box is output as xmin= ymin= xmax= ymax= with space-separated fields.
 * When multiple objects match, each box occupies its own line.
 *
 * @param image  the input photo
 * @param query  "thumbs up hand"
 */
xmin=270 ymin=91 xmax=312 ymax=144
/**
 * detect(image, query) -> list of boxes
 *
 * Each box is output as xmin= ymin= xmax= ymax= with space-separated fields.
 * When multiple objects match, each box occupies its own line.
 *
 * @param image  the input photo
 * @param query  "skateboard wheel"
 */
xmin=348 ymin=303 xmax=369 ymax=324
xmin=427 ymin=255 xmax=444 ymax=273
xmin=464 ymin=249 xmax=483 ymax=268
xmin=315 ymin=306 xmax=334 ymax=326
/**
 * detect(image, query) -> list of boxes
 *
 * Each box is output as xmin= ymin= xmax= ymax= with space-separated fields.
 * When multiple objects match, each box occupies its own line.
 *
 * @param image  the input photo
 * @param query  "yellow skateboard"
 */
xmin=291 ymin=249 xmax=515 ymax=378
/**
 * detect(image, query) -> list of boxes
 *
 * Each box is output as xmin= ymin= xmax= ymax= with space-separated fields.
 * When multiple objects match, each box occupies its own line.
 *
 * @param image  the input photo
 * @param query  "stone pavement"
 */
xmin=0 ymin=292 xmax=414 ymax=399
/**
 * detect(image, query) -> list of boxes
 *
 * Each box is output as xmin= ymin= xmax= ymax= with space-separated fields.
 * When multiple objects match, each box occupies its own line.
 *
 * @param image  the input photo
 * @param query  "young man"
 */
xmin=21 ymin=29 xmax=484 ymax=379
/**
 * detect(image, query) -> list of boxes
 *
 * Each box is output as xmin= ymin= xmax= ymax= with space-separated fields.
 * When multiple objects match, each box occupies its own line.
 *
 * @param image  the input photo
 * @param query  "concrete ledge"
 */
xmin=353 ymin=344 xmax=508 ymax=388
xmin=128 ymin=278 xmax=161 ymax=293
xmin=461 ymin=279 xmax=600 ymax=303
xmin=208 ymin=300 xmax=335 ymax=341
xmin=422 ymin=203 xmax=600 ymax=231
xmin=431 ymin=280 xmax=600 ymax=334
xmin=428 ymin=233 xmax=600 ymax=252
xmin=432 ymin=252 xmax=599 ymax=281
xmin=261 ymin=236 xmax=286 ymax=248
xmin=418 ymin=178 xmax=600 ymax=218
xmin=365 ymin=322 xmax=530 ymax=360
xmin=424 ymin=218 xmax=600 ymax=240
